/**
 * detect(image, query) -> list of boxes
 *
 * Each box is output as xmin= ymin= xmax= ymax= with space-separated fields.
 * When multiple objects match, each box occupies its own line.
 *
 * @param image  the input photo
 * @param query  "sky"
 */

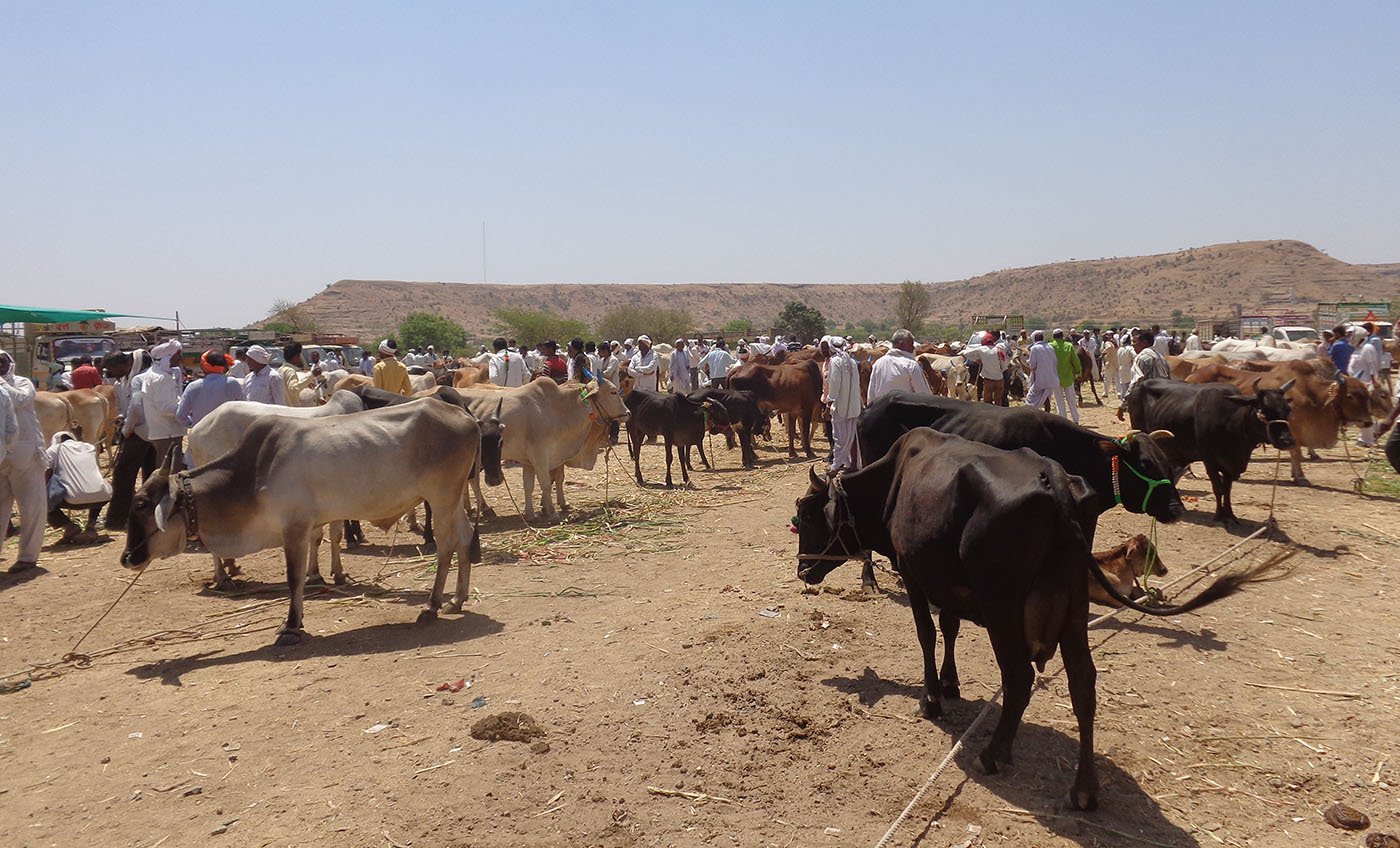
xmin=2 ymin=2 xmax=1398 ymax=328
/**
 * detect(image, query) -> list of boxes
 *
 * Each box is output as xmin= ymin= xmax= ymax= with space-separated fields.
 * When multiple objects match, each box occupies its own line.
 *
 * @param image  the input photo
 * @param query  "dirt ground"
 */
xmin=2 ymin=401 xmax=1398 ymax=848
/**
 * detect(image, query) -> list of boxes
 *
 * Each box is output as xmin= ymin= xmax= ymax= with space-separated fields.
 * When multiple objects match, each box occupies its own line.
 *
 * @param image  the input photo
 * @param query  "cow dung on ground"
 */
xmin=471 ymin=711 xmax=547 ymax=743
xmin=1323 ymin=802 xmax=1370 ymax=830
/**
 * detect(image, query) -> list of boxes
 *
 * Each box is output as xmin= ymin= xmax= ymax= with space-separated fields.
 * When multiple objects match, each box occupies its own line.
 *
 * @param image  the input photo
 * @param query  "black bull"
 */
xmin=1126 ymin=377 xmax=1294 ymax=525
xmin=794 ymin=428 xmax=1277 ymax=811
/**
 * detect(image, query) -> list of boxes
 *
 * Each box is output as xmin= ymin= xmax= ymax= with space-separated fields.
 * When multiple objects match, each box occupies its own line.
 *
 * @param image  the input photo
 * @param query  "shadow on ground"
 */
xmin=126 ymin=610 xmax=503 ymax=686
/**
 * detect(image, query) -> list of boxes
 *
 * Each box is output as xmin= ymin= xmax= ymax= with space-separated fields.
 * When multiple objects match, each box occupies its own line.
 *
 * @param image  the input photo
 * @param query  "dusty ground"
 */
xmin=2 ymin=401 xmax=1398 ymax=848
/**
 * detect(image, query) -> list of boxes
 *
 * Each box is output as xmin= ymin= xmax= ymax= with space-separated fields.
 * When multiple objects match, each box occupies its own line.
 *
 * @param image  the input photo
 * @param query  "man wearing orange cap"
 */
xmin=178 ymin=351 xmax=246 ymax=430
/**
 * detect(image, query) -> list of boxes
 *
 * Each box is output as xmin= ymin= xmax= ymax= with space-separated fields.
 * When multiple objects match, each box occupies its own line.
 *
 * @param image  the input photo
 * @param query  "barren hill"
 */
xmin=290 ymin=240 xmax=1399 ymax=339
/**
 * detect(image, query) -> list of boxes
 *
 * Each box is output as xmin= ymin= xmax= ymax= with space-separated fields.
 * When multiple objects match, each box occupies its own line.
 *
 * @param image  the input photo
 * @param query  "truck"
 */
xmin=10 ymin=319 xmax=120 ymax=388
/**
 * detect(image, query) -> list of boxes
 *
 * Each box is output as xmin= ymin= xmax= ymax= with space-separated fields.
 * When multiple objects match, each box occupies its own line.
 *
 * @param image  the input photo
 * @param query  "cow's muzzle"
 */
xmin=1264 ymin=419 xmax=1295 ymax=449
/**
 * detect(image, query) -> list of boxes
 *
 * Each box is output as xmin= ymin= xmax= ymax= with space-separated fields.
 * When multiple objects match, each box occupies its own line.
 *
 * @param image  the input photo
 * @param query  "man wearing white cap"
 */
xmin=124 ymin=339 xmax=188 ymax=463
xmin=372 ymin=339 xmax=413 ymax=396
xmin=868 ymin=329 xmax=933 ymax=403
xmin=0 ymin=348 xmax=45 ymax=572
xmin=1025 ymin=331 xmax=1057 ymax=411
xmin=242 ymin=345 xmax=287 ymax=405
xmin=629 ymin=335 xmax=660 ymax=391
xmin=669 ymin=338 xmax=691 ymax=394
xmin=825 ymin=336 xmax=862 ymax=472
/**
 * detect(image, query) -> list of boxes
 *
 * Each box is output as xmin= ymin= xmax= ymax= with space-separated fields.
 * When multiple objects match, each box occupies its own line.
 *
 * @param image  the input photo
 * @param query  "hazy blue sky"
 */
xmin=3 ymin=2 xmax=1397 ymax=328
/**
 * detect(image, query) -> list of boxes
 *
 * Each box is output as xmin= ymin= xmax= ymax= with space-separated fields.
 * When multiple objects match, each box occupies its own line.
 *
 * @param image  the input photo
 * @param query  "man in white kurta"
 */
xmin=825 ymin=337 xmax=863 ymax=472
xmin=867 ymin=330 xmax=933 ymax=403
xmin=1025 ymin=331 xmax=1059 ymax=410
xmin=0 ymin=349 xmax=47 ymax=572
xmin=668 ymin=338 xmax=692 ymax=394
xmin=125 ymin=339 xmax=188 ymax=465
xmin=629 ymin=336 xmax=661 ymax=391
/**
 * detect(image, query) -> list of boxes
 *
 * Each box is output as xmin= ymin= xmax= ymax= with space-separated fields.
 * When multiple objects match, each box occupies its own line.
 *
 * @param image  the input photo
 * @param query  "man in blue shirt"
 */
xmin=1327 ymin=325 xmax=1353 ymax=374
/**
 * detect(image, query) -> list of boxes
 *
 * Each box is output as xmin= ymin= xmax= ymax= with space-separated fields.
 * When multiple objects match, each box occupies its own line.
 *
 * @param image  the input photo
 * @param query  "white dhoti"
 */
xmin=1102 ymin=361 xmax=1120 ymax=397
xmin=1026 ymin=381 xmax=1054 ymax=409
xmin=1052 ymin=385 xmax=1079 ymax=424
xmin=831 ymin=415 xmax=859 ymax=472
xmin=670 ymin=371 xmax=691 ymax=394
xmin=0 ymin=447 xmax=48 ymax=565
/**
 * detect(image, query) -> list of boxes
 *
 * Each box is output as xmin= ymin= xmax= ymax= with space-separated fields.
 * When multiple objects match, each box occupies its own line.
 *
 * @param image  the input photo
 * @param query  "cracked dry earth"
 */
xmin=2 ymin=403 xmax=1398 ymax=848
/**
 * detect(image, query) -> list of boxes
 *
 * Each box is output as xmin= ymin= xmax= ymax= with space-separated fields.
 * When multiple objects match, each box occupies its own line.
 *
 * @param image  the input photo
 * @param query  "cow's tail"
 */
xmin=1085 ymin=542 xmax=1293 ymax=617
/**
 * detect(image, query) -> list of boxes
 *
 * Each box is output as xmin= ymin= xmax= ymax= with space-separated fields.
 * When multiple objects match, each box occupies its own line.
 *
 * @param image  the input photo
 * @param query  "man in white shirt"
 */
xmin=44 ymin=431 xmax=112 ymax=544
xmin=964 ymin=333 xmax=1005 ymax=405
xmin=1025 ymin=331 xmax=1058 ymax=411
xmin=825 ymin=337 xmax=863 ymax=472
xmin=0 ymin=348 xmax=46 ymax=572
xmin=669 ymin=338 xmax=692 ymax=394
xmin=1184 ymin=331 xmax=1202 ymax=352
xmin=359 ymin=349 xmax=375 ymax=376
xmin=125 ymin=339 xmax=188 ymax=464
xmin=1349 ymin=328 xmax=1382 ymax=446
xmin=629 ymin=335 xmax=661 ymax=391
xmin=488 ymin=337 xmax=529 ymax=388
xmin=321 ymin=349 xmax=342 ymax=372
xmin=700 ymin=341 xmax=736 ymax=389
xmin=242 ymin=345 xmax=287 ymax=405
xmin=1127 ymin=329 xmax=1171 ymax=396
xmin=867 ymin=329 xmax=934 ymax=403
xmin=1152 ymin=325 xmax=1171 ymax=357
xmin=228 ymin=347 xmax=250 ymax=379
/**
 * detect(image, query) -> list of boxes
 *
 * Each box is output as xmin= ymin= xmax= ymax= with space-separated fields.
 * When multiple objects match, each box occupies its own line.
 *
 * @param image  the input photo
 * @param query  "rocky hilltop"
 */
xmin=288 ymin=240 xmax=1399 ymax=338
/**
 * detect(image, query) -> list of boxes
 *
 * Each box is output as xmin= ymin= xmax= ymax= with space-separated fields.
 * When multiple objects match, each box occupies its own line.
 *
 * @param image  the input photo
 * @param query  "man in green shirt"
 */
xmin=1049 ymin=328 xmax=1081 ymax=423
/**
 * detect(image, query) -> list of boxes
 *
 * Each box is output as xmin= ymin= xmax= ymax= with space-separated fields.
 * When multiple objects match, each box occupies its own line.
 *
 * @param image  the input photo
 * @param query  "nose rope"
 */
xmin=1110 ymin=453 xmax=1172 ymax=514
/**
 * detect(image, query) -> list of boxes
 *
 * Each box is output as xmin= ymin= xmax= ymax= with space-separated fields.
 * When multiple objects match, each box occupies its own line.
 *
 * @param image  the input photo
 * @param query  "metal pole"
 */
xmin=482 ymin=221 xmax=487 ymax=282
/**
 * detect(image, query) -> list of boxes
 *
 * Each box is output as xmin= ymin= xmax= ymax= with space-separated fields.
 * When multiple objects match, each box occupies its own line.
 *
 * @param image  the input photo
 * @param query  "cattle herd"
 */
xmin=8 ymin=325 xmax=1398 ymax=823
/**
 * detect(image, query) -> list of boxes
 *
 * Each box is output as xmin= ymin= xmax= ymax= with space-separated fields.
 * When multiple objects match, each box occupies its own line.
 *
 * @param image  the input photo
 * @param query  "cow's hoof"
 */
xmin=664 ymin=481 xmax=674 ymax=490
xmin=1069 ymin=783 xmax=1099 ymax=812
xmin=333 ymin=573 xmax=349 ymax=586
xmin=416 ymin=609 xmax=439 ymax=625
xmin=306 ymin=574 xmax=326 ymax=587
xmin=212 ymin=577 xmax=237 ymax=592
xmin=941 ymin=681 xmax=961 ymax=700
xmin=445 ymin=599 xmax=464 ymax=615
xmin=976 ymin=750 xmax=1000 ymax=774
xmin=274 ymin=629 xmax=306 ymax=647
xmin=228 ymin=564 xmax=243 ymax=577
xmin=917 ymin=694 xmax=942 ymax=721
xmin=861 ymin=580 xmax=879 ymax=595
xmin=1292 ymin=476 xmax=1311 ymax=487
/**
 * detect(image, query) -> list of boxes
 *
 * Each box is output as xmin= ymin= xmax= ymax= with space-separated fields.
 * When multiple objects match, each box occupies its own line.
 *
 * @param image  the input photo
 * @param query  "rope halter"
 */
xmin=1110 ymin=440 xmax=1173 ymax=514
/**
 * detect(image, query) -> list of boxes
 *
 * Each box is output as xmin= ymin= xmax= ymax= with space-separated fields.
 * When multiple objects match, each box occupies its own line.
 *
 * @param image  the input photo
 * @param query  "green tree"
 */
xmin=399 ymin=312 xmax=468 ymax=352
xmin=893 ymin=280 xmax=931 ymax=336
xmin=492 ymin=308 xmax=589 ymax=345
xmin=772 ymin=301 xmax=827 ymax=345
xmin=595 ymin=305 xmax=694 ymax=345
xmin=722 ymin=318 xmax=757 ymax=337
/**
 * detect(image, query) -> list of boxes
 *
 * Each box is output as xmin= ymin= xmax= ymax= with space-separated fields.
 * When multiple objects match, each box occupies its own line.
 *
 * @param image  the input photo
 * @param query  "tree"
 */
xmin=722 ymin=318 xmax=757 ymax=337
xmin=399 ymin=312 xmax=468 ymax=352
xmin=595 ymin=305 xmax=694 ymax=345
xmin=263 ymin=298 xmax=321 ymax=334
xmin=772 ymin=301 xmax=827 ymax=345
xmin=893 ymin=280 xmax=931 ymax=336
xmin=492 ymin=308 xmax=589 ymax=345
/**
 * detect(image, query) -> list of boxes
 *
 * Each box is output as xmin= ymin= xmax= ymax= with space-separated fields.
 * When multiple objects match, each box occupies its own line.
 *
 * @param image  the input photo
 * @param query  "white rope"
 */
xmin=871 ymin=522 xmax=1277 ymax=848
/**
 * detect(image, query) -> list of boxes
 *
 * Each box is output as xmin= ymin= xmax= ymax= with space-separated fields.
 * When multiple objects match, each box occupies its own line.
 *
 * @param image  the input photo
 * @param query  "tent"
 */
xmin=0 ymin=305 xmax=167 ymax=324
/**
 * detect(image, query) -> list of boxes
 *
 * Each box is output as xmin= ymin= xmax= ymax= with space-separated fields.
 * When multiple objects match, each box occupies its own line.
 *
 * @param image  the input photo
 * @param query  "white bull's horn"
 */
xmin=1145 ymin=429 xmax=1174 ymax=440
xmin=809 ymin=465 xmax=824 ymax=488
xmin=1122 ymin=429 xmax=1142 ymax=440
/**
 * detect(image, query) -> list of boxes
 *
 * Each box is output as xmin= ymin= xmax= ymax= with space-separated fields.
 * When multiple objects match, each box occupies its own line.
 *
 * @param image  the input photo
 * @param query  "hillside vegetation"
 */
xmin=287 ymin=240 xmax=1400 ymax=339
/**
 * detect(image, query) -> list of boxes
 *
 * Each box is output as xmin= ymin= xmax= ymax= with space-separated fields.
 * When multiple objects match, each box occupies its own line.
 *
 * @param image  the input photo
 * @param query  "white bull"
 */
xmin=187 ymin=391 xmax=365 ymax=588
xmin=455 ymin=378 xmax=629 ymax=521
xmin=121 ymin=399 xmax=483 ymax=645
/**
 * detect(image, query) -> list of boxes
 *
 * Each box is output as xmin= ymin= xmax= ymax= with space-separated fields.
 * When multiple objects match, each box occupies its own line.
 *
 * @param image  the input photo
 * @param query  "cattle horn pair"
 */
xmin=1124 ymin=428 xmax=1173 ymax=442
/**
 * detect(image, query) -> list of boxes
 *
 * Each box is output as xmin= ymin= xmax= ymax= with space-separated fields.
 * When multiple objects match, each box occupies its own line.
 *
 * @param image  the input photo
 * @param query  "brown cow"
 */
xmin=1186 ymin=360 xmax=1388 ymax=484
xmin=1089 ymin=534 xmax=1169 ymax=608
xmin=452 ymin=359 xmax=492 ymax=388
xmin=728 ymin=359 xmax=824 ymax=458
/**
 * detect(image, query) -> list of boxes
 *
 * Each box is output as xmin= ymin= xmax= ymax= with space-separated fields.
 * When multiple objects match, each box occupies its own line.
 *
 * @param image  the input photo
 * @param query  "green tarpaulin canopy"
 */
xmin=0 ymin=305 xmax=167 ymax=324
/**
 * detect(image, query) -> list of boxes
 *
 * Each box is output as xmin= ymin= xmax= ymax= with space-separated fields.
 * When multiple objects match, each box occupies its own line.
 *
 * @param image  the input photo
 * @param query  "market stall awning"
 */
xmin=0 ymin=305 xmax=168 ymax=324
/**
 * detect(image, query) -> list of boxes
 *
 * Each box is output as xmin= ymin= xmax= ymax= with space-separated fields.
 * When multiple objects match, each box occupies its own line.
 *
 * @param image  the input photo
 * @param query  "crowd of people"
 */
xmin=2 ymin=319 xmax=1394 ymax=576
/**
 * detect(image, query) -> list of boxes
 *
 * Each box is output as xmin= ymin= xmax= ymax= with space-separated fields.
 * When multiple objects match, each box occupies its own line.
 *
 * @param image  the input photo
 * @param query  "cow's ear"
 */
xmin=154 ymin=490 xmax=174 ymax=533
xmin=1226 ymin=394 xmax=1255 ymax=406
xmin=1096 ymin=439 xmax=1120 ymax=455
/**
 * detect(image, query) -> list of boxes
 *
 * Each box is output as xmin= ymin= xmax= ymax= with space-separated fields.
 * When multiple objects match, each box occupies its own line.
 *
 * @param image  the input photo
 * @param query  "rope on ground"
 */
xmin=1339 ymin=428 xmax=1370 ymax=492
xmin=65 ymin=564 xmax=148 ymax=661
xmin=872 ymin=525 xmax=1290 ymax=848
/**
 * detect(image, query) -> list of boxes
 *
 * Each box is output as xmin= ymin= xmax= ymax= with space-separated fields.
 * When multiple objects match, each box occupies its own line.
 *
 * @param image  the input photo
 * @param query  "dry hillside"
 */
xmin=289 ymin=240 xmax=1399 ymax=339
